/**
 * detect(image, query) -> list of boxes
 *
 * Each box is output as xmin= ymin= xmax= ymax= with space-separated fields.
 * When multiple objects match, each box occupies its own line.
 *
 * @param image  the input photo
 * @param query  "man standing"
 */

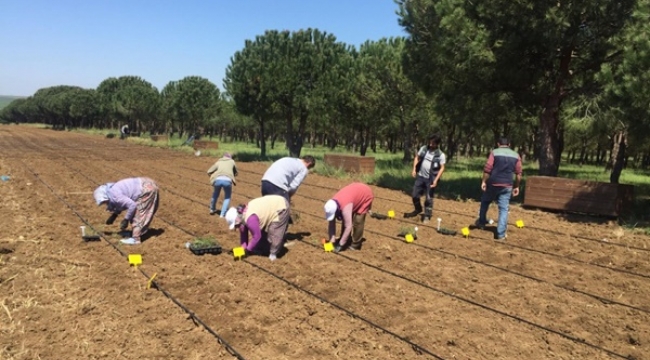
xmin=474 ymin=137 xmax=523 ymax=240
xmin=261 ymin=156 xmax=316 ymax=201
xmin=404 ymin=134 xmax=446 ymax=223
xmin=324 ymin=182 xmax=374 ymax=252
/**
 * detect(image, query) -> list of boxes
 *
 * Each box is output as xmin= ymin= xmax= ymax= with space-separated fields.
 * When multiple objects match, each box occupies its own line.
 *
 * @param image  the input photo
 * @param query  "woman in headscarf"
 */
xmin=207 ymin=152 xmax=237 ymax=217
xmin=224 ymin=194 xmax=290 ymax=261
xmin=93 ymin=177 xmax=159 ymax=245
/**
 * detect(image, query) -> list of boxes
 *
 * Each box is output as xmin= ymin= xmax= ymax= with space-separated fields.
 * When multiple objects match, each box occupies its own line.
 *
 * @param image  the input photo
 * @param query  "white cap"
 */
xmin=224 ymin=207 xmax=239 ymax=230
xmin=324 ymin=200 xmax=337 ymax=221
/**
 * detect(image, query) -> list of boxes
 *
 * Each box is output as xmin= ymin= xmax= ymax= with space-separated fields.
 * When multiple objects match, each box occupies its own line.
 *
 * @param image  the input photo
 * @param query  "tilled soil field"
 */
xmin=1 ymin=125 xmax=648 ymax=360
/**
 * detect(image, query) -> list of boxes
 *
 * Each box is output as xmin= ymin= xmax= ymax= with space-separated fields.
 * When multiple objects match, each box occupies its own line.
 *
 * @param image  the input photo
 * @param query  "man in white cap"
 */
xmin=225 ymin=195 xmax=290 ymax=261
xmin=324 ymin=182 xmax=374 ymax=252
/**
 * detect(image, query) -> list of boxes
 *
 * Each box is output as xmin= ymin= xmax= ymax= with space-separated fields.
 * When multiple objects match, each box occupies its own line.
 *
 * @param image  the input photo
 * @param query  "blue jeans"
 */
xmin=210 ymin=179 xmax=232 ymax=215
xmin=478 ymin=186 xmax=512 ymax=238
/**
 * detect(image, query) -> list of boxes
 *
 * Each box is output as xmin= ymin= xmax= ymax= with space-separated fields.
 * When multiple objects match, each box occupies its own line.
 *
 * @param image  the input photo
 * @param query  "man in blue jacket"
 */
xmin=474 ymin=137 xmax=523 ymax=240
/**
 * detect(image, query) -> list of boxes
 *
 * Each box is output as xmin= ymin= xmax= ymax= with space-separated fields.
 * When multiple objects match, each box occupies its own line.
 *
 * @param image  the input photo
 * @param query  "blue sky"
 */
xmin=0 ymin=0 xmax=406 ymax=96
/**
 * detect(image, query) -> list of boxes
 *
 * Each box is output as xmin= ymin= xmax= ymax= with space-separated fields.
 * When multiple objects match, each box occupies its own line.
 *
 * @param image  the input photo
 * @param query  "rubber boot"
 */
xmin=404 ymin=198 xmax=422 ymax=218
xmin=422 ymin=206 xmax=433 ymax=223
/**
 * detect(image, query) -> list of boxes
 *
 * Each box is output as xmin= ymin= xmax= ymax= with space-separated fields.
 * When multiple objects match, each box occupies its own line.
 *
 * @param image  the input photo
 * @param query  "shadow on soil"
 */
xmin=285 ymin=231 xmax=311 ymax=241
xmin=142 ymin=228 xmax=165 ymax=242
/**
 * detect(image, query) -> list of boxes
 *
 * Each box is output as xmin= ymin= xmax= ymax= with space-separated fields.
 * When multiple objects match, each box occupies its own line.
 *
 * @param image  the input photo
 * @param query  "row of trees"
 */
xmin=396 ymin=0 xmax=650 ymax=181
xmin=1 ymin=0 xmax=649 ymax=182
xmin=0 ymin=75 xmax=224 ymax=138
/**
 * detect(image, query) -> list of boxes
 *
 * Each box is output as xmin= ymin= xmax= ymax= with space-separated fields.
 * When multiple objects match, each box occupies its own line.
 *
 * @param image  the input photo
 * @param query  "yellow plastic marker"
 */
xmin=324 ymin=242 xmax=334 ymax=252
xmin=232 ymin=246 xmax=246 ymax=260
xmin=516 ymin=220 xmax=525 ymax=228
xmin=387 ymin=210 xmax=395 ymax=219
xmin=147 ymin=273 xmax=157 ymax=289
xmin=404 ymin=233 xmax=414 ymax=243
xmin=461 ymin=227 xmax=470 ymax=238
xmin=128 ymin=254 xmax=142 ymax=267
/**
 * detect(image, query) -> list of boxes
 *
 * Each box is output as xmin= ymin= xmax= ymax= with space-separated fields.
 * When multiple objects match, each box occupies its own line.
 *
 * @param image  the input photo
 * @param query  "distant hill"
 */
xmin=0 ymin=95 xmax=26 ymax=110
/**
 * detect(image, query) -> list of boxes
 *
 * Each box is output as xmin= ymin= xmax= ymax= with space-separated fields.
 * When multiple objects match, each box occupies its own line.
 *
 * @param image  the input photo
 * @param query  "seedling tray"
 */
xmin=82 ymin=235 xmax=101 ymax=242
xmin=189 ymin=244 xmax=223 ymax=256
xmin=437 ymin=228 xmax=458 ymax=236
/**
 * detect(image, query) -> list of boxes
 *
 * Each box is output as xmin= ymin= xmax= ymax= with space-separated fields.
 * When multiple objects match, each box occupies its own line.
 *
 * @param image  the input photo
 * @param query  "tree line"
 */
xmin=2 ymin=0 xmax=649 ymax=183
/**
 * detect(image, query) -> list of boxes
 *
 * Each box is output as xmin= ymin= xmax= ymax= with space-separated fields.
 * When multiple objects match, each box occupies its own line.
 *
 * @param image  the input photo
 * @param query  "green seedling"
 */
xmin=398 ymin=226 xmax=418 ymax=237
xmin=190 ymin=236 xmax=218 ymax=249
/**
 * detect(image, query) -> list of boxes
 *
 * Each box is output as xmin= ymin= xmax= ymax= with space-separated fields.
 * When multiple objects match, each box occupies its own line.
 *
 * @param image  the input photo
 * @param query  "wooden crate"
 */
xmin=523 ymin=176 xmax=634 ymax=217
xmin=193 ymin=140 xmax=219 ymax=150
xmin=150 ymin=135 xmax=168 ymax=142
xmin=324 ymin=154 xmax=375 ymax=174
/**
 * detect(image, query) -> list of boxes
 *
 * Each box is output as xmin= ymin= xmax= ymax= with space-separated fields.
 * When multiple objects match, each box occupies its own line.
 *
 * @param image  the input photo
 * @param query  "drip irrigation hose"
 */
xmin=293 ymin=239 xmax=634 ymax=360
xmin=144 ymin=164 xmax=650 ymax=311
xmin=20 ymin=160 xmax=247 ymax=360
xmin=109 ymin=162 xmax=642 ymax=359
xmin=64 ymin=159 xmax=446 ymax=359
xmin=17 ymin=139 xmax=640 ymax=360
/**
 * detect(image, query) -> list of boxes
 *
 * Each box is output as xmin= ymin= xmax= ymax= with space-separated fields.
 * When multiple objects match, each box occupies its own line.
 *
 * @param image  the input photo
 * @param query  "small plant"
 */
xmin=398 ymin=226 xmax=417 ymax=237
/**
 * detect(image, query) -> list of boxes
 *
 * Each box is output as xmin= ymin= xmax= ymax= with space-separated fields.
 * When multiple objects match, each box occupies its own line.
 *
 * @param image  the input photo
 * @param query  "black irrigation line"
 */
xmin=19 ymin=160 xmax=247 ymax=360
xmin=139 ymin=165 xmax=650 ymax=359
xmin=67 ymin=161 xmax=447 ymax=359
xmin=301 ymin=209 xmax=650 ymax=314
xmin=131 ymin=163 xmax=638 ymax=359
xmin=156 ymin=162 xmax=650 ymax=283
xmin=159 ymin=211 xmax=446 ymax=359
xmin=292 ymin=240 xmax=635 ymax=360
xmin=186 ymin=165 xmax=649 ymax=253
xmin=221 ymin=174 xmax=650 ymax=281
xmin=18 ymin=141 xmax=639 ymax=359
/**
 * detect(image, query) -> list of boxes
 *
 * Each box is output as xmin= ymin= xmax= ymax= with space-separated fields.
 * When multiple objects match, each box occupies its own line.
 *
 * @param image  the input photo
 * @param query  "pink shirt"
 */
xmin=328 ymin=183 xmax=374 ymax=245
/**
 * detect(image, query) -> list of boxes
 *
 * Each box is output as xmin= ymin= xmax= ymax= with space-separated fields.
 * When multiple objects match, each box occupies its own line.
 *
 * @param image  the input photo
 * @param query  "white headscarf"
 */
xmin=224 ymin=207 xmax=240 ymax=230
xmin=93 ymin=183 xmax=114 ymax=205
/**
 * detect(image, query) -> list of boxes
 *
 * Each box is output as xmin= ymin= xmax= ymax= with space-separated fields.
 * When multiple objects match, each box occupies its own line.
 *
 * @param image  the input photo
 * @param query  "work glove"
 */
xmin=119 ymin=219 xmax=129 ymax=231
xmin=105 ymin=213 xmax=118 ymax=225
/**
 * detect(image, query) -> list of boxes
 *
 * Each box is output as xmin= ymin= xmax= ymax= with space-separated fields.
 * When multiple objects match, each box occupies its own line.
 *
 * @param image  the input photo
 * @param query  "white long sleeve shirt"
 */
xmin=261 ymin=157 xmax=308 ymax=194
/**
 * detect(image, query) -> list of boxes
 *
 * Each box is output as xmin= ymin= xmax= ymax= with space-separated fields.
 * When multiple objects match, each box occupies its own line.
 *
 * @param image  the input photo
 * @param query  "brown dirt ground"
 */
xmin=1 ymin=125 xmax=649 ymax=360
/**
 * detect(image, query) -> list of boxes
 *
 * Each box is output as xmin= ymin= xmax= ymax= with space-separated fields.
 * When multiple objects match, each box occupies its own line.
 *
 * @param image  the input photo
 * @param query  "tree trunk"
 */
xmin=538 ymin=96 xmax=562 ymax=176
xmin=286 ymin=110 xmax=306 ymax=158
xmin=445 ymin=123 xmax=456 ymax=160
xmin=360 ymin=127 xmax=370 ymax=156
xmin=258 ymin=117 xmax=267 ymax=158
xmin=609 ymin=130 xmax=627 ymax=183
xmin=538 ymin=43 xmax=573 ymax=176
xmin=400 ymin=108 xmax=412 ymax=163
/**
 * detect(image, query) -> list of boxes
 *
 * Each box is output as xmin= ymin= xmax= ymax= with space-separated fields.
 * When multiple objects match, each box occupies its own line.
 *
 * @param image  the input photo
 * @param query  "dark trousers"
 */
xmin=261 ymin=180 xmax=290 ymax=201
xmin=411 ymin=176 xmax=435 ymax=217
